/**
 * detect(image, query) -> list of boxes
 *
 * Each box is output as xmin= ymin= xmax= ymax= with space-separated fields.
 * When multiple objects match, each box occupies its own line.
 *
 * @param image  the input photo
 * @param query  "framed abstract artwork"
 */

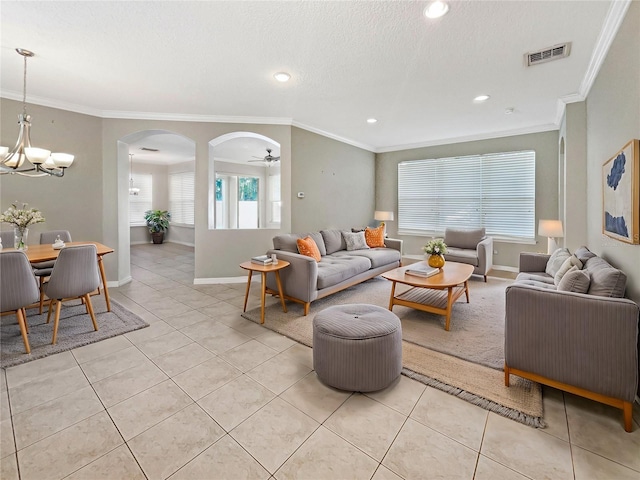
xmin=602 ymin=139 xmax=639 ymax=244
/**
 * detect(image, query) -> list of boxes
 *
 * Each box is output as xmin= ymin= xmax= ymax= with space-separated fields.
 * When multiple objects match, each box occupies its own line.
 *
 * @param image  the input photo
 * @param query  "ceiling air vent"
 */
xmin=140 ymin=147 xmax=159 ymax=152
xmin=525 ymin=42 xmax=571 ymax=66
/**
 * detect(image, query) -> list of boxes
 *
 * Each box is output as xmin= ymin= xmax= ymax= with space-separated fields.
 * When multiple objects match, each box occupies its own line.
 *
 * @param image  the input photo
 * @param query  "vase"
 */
xmin=14 ymin=227 xmax=28 ymax=250
xmin=427 ymin=253 xmax=445 ymax=269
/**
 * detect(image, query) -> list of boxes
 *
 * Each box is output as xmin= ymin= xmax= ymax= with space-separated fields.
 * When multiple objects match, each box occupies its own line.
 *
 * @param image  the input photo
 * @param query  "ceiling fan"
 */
xmin=249 ymin=148 xmax=280 ymax=164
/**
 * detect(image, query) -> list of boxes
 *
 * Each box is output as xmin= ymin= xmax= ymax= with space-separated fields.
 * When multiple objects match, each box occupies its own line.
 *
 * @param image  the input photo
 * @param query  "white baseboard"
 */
xmin=167 ymin=240 xmax=195 ymax=247
xmin=194 ymin=276 xmax=255 ymax=285
xmin=107 ymin=276 xmax=132 ymax=288
xmin=491 ymin=265 xmax=519 ymax=273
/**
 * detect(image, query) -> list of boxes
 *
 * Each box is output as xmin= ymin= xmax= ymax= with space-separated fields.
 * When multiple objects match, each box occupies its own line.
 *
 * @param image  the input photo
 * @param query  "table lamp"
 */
xmin=538 ymin=220 xmax=564 ymax=254
xmin=374 ymin=211 xmax=394 ymax=237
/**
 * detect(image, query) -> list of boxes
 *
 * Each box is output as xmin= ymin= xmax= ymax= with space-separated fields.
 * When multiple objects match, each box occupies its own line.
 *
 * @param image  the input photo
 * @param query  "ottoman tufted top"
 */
xmin=313 ymin=304 xmax=400 ymax=340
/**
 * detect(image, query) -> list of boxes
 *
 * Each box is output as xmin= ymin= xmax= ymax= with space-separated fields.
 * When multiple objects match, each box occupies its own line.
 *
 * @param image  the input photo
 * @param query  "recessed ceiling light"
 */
xmin=367 ymin=118 xmax=378 ymax=124
xmin=274 ymin=72 xmax=291 ymax=82
xmin=474 ymin=95 xmax=491 ymax=103
xmin=424 ymin=1 xmax=449 ymax=19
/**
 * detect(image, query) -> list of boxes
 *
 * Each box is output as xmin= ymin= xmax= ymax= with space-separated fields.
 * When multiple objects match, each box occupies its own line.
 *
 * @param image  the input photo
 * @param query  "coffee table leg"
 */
xmin=388 ymin=281 xmax=397 ymax=310
xmin=260 ymin=272 xmax=267 ymax=324
xmin=464 ymin=281 xmax=470 ymax=303
xmin=445 ymin=287 xmax=454 ymax=331
xmin=274 ymin=270 xmax=287 ymax=313
xmin=243 ymin=270 xmax=253 ymax=312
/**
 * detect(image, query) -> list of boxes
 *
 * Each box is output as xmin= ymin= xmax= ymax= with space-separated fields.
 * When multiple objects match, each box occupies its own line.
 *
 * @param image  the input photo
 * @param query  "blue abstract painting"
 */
xmin=603 ymin=140 xmax=639 ymax=244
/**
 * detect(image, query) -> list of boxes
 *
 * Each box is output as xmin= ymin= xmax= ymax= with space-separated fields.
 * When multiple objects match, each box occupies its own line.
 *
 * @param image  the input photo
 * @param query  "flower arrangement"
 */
xmin=423 ymin=238 xmax=448 ymax=255
xmin=0 ymin=202 xmax=45 ymax=232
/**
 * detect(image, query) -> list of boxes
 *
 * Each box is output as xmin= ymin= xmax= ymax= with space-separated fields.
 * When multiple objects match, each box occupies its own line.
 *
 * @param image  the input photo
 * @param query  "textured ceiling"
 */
xmin=0 ymin=1 xmax=624 ymax=152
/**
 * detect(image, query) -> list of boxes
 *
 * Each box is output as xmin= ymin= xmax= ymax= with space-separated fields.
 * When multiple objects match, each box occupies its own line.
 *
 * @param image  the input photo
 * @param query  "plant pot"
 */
xmin=427 ymin=254 xmax=445 ymax=269
xmin=151 ymin=232 xmax=164 ymax=244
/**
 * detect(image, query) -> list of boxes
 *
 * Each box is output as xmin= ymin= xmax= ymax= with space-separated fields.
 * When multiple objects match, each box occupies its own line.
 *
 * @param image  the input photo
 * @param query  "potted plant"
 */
xmin=144 ymin=210 xmax=171 ymax=244
xmin=423 ymin=238 xmax=448 ymax=269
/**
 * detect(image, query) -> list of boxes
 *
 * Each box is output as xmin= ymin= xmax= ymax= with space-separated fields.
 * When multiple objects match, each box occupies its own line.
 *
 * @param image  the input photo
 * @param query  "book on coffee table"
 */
xmin=251 ymin=255 xmax=273 ymax=265
xmin=405 ymin=263 xmax=439 ymax=278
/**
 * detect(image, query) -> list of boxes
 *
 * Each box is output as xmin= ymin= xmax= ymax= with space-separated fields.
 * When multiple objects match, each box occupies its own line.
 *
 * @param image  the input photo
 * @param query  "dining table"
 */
xmin=16 ymin=241 xmax=115 ymax=312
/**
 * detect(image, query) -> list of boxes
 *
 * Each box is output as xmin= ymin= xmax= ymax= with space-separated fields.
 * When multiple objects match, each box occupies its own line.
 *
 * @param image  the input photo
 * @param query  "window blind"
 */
xmin=169 ymin=171 xmax=195 ymax=226
xmin=398 ymin=150 xmax=535 ymax=241
xmin=129 ymin=173 xmax=153 ymax=226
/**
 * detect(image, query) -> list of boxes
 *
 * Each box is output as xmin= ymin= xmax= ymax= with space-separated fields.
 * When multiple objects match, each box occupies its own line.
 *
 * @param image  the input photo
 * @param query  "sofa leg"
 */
xmin=504 ymin=363 xmax=510 ymax=387
xmin=623 ymin=402 xmax=633 ymax=432
xmin=303 ymin=302 xmax=310 ymax=316
xmin=484 ymin=275 xmax=487 ymax=282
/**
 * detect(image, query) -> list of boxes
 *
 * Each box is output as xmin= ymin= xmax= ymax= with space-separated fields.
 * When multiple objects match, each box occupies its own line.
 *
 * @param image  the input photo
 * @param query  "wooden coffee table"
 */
xmin=381 ymin=261 xmax=474 ymax=331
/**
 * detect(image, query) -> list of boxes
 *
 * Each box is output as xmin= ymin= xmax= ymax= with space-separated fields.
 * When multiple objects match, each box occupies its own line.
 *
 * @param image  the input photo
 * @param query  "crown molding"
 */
xmin=290 ymin=120 xmax=376 ymax=152
xmin=553 ymin=0 xmax=631 ymax=128
xmin=0 ymin=90 xmax=103 ymax=117
xmin=101 ymin=110 xmax=293 ymax=125
xmin=375 ymin=123 xmax=559 ymax=154
xmin=578 ymin=0 xmax=631 ymax=99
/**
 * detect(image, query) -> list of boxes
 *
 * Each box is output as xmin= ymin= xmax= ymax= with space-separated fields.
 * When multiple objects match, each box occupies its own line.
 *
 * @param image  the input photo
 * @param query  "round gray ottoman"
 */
xmin=313 ymin=304 xmax=402 ymax=392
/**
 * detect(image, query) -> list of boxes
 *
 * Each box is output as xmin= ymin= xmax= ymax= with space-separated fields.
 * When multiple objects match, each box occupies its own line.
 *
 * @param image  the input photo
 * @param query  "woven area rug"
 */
xmin=1 ymin=298 xmax=148 ymax=369
xmin=242 ymin=276 xmax=544 ymax=427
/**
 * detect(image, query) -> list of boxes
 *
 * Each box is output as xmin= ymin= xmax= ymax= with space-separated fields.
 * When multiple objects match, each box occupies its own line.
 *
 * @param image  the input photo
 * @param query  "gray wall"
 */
xmin=376 ymin=131 xmax=559 ymax=268
xmin=585 ymin=0 xmax=640 ymax=304
xmin=1 ymin=100 xmax=103 ymax=249
xmin=291 ymin=127 xmax=376 ymax=232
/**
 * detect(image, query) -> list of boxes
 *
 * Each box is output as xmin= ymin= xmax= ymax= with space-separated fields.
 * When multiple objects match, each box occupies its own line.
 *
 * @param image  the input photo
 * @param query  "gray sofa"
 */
xmin=443 ymin=228 xmax=493 ymax=282
xmin=504 ymin=246 xmax=639 ymax=432
xmin=265 ymin=230 xmax=402 ymax=315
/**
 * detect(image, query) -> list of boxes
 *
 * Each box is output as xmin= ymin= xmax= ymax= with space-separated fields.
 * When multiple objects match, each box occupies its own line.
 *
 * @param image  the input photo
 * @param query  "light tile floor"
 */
xmin=1 ymin=243 xmax=639 ymax=480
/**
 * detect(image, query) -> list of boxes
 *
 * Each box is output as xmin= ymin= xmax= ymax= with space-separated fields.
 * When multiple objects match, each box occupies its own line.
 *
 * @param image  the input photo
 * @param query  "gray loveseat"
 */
xmin=504 ymin=246 xmax=639 ymax=432
xmin=265 ymin=230 xmax=402 ymax=315
xmin=442 ymin=228 xmax=493 ymax=282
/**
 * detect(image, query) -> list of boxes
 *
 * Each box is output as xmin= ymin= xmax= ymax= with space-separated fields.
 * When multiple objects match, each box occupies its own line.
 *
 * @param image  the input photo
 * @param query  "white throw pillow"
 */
xmin=554 ymin=255 xmax=583 ymax=286
xmin=557 ymin=266 xmax=591 ymax=293
xmin=342 ymin=231 xmax=370 ymax=251
xmin=545 ymin=248 xmax=571 ymax=277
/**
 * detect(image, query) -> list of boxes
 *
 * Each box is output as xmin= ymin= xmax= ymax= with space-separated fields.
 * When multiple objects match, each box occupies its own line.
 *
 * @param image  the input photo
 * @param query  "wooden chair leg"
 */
xmin=84 ymin=294 xmax=99 ymax=331
xmin=39 ymin=276 xmax=46 ymax=314
xmin=51 ymin=301 xmax=62 ymax=345
xmin=504 ymin=363 xmax=510 ymax=387
xmin=16 ymin=309 xmax=31 ymax=354
xmin=303 ymin=302 xmax=310 ymax=316
xmin=623 ymin=402 xmax=633 ymax=433
xmin=22 ymin=308 xmax=29 ymax=334
xmin=46 ymin=299 xmax=55 ymax=324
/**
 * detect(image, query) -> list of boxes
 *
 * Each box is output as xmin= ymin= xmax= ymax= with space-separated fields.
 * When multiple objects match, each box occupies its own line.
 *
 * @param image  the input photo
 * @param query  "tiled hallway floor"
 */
xmin=1 ymin=243 xmax=639 ymax=479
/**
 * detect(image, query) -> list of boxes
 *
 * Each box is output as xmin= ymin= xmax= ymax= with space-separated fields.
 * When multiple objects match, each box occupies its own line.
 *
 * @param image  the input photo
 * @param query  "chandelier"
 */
xmin=129 ymin=154 xmax=140 ymax=195
xmin=0 ymin=48 xmax=74 ymax=177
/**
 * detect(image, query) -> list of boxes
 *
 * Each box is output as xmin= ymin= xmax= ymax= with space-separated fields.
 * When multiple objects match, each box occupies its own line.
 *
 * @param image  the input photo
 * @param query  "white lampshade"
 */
xmin=51 ymin=152 xmax=74 ymax=168
xmin=374 ymin=211 xmax=394 ymax=222
xmin=538 ymin=220 xmax=564 ymax=238
xmin=0 ymin=146 xmax=8 ymax=159
xmin=25 ymin=147 xmax=51 ymax=164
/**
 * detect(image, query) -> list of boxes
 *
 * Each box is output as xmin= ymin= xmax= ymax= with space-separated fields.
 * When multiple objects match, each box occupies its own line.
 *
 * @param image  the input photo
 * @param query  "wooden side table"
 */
xmin=239 ymin=260 xmax=290 ymax=324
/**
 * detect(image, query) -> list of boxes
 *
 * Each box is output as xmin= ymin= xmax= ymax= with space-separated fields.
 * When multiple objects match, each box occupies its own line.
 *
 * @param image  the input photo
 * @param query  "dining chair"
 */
xmin=43 ymin=244 xmax=101 ymax=345
xmin=1 ymin=230 xmax=16 ymax=250
xmin=0 ymin=251 xmax=40 ymax=354
xmin=33 ymin=230 xmax=72 ymax=314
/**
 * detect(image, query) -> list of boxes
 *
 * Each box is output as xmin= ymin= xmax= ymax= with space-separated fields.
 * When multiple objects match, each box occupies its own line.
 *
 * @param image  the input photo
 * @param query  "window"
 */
xmin=215 ymin=174 xmax=260 ymax=229
xmin=397 ymin=150 xmax=536 ymax=242
xmin=129 ymin=173 xmax=153 ymax=226
xmin=169 ymin=171 xmax=195 ymax=226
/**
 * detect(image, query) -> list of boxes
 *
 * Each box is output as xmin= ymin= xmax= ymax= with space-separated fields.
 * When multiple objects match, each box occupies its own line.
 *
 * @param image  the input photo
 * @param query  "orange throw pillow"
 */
xmin=296 ymin=236 xmax=321 ymax=262
xmin=365 ymin=225 xmax=386 ymax=248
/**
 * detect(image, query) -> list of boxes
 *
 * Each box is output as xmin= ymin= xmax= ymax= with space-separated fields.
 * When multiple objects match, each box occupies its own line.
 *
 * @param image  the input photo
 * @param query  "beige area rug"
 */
xmin=242 ymin=276 xmax=544 ymax=427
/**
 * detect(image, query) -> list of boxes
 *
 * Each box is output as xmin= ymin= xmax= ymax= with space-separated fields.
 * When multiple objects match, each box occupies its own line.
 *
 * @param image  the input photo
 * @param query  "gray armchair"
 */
xmin=443 ymin=228 xmax=493 ymax=282
xmin=43 ymin=244 xmax=101 ymax=345
xmin=0 ymin=231 xmax=14 ymax=249
xmin=0 ymin=250 xmax=40 ymax=353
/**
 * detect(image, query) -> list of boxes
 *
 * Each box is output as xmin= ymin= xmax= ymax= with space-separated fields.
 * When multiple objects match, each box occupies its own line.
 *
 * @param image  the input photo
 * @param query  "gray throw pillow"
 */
xmin=545 ymin=248 xmax=571 ymax=277
xmin=342 ymin=231 xmax=370 ymax=251
xmin=553 ymin=255 xmax=583 ymax=286
xmin=574 ymin=245 xmax=597 ymax=264
xmin=557 ymin=266 xmax=591 ymax=293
